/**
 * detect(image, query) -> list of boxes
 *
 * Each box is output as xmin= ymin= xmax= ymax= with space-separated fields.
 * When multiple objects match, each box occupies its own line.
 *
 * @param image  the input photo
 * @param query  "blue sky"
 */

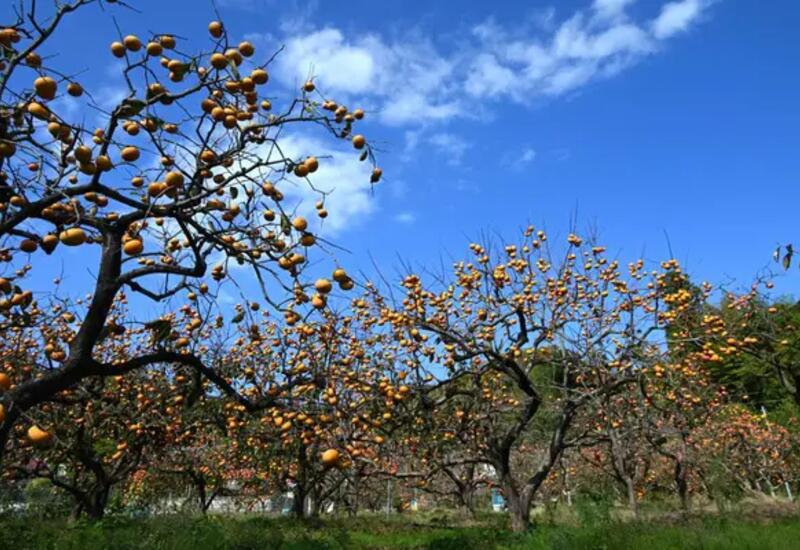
xmin=15 ymin=0 xmax=800 ymax=303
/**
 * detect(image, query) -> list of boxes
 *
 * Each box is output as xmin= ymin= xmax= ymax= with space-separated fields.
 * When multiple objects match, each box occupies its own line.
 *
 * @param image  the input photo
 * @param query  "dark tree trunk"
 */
xmin=84 ymin=484 xmax=111 ymax=519
xmin=675 ymin=459 xmax=689 ymax=512
xmin=460 ymin=465 xmax=477 ymax=517
xmin=194 ymin=475 xmax=217 ymax=514
xmin=69 ymin=501 xmax=84 ymax=521
xmin=293 ymin=484 xmax=307 ymax=518
xmin=794 ymin=384 xmax=800 ymax=409
xmin=495 ymin=452 xmax=533 ymax=532
xmin=0 ymin=234 xmax=123 ymax=469
xmin=0 ymin=407 xmax=16 ymax=465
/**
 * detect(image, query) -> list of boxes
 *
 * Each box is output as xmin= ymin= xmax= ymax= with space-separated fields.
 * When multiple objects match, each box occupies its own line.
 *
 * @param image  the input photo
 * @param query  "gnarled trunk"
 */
xmin=505 ymin=483 xmax=533 ymax=532
xmin=495 ymin=453 xmax=533 ymax=532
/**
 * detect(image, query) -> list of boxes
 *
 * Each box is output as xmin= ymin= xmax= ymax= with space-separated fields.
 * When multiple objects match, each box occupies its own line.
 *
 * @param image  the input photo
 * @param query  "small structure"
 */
xmin=491 ymin=488 xmax=505 ymax=512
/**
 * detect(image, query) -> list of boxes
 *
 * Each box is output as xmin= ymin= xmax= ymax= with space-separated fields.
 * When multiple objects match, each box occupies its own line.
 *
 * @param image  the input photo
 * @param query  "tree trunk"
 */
xmin=506 ymin=486 xmax=532 ymax=532
xmin=0 ymin=410 xmax=15 ymax=466
xmin=0 ymin=235 xmax=123 ymax=469
xmin=457 ymin=465 xmax=477 ymax=517
xmin=624 ymin=477 xmax=639 ymax=519
xmin=461 ymin=487 xmax=477 ymax=518
xmin=69 ymin=501 xmax=84 ymax=521
xmin=347 ymin=473 xmax=360 ymax=517
xmin=293 ymin=484 xmax=307 ymax=518
xmin=497 ymin=462 xmax=532 ymax=532
xmin=492 ymin=439 xmax=536 ymax=532
xmin=309 ymin=493 xmax=321 ymax=518
xmin=85 ymin=484 xmax=110 ymax=519
xmin=196 ymin=476 xmax=217 ymax=514
xmin=675 ymin=460 xmax=689 ymax=512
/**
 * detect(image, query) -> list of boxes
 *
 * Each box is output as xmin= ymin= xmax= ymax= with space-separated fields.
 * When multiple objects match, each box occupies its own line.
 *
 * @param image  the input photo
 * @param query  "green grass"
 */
xmin=2 ymin=512 xmax=800 ymax=550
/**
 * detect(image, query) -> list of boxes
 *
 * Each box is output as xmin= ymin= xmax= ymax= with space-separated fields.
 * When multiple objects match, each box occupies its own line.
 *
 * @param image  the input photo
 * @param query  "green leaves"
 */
xmin=93 ymin=437 xmax=116 ymax=458
xmin=779 ymin=244 xmax=794 ymax=270
xmin=116 ymin=98 xmax=146 ymax=118
xmin=280 ymin=213 xmax=292 ymax=235
xmin=144 ymin=319 xmax=172 ymax=343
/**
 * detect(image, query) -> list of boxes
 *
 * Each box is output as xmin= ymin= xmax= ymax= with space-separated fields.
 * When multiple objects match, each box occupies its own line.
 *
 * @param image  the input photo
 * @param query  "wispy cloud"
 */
xmin=267 ymin=0 xmax=714 ymax=126
xmin=428 ymin=133 xmax=471 ymax=166
xmin=519 ymin=148 xmax=537 ymax=164
xmin=394 ymin=212 xmax=416 ymax=224
xmin=271 ymin=28 xmax=462 ymax=126
xmin=593 ymin=0 xmax=637 ymax=20
xmin=234 ymin=1 xmax=714 ymax=230
xmin=502 ymin=146 xmax=538 ymax=172
xmin=652 ymin=0 xmax=711 ymax=39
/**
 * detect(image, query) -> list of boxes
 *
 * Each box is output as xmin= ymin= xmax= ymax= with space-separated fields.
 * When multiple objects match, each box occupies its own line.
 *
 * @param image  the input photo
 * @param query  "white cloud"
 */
xmin=381 ymin=94 xmax=462 ymax=127
xmin=593 ymin=0 xmax=637 ymax=20
xmin=276 ymin=134 xmax=376 ymax=234
xmin=402 ymin=131 xmax=471 ymax=166
xmin=652 ymin=0 xmax=708 ymax=39
xmin=464 ymin=54 xmax=518 ymax=98
xmin=90 ymin=85 xmax=128 ymax=112
xmin=502 ymin=147 xmax=538 ymax=172
xmin=252 ymin=0 xmax=713 ymax=223
xmin=467 ymin=11 xmax=661 ymax=101
xmin=218 ymin=130 xmax=376 ymax=236
xmin=273 ymin=28 xmax=462 ymax=126
xmin=268 ymin=0 xmax=713 ymax=124
xmin=275 ymin=28 xmax=376 ymax=93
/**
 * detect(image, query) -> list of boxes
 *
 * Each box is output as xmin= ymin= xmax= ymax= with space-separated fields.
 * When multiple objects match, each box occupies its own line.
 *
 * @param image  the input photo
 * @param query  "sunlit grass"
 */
xmin=2 ymin=511 xmax=800 ymax=550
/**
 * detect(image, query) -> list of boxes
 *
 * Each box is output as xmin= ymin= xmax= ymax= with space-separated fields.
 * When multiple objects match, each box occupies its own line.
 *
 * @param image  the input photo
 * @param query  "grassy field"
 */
xmin=2 ymin=509 xmax=800 ymax=549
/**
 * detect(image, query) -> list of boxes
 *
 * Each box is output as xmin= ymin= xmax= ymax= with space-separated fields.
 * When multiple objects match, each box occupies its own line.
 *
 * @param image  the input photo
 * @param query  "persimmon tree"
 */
xmin=405 ymin=392 xmax=493 ymax=516
xmin=575 ymin=390 xmax=652 ymax=517
xmin=368 ymin=229 xmax=694 ymax=531
xmin=696 ymin=404 xmax=798 ymax=501
xmin=638 ymin=356 xmax=725 ymax=511
xmin=216 ymin=307 xmax=409 ymax=517
xmin=0 ymin=0 xmax=380 ymax=463
xmin=2 ymin=366 xmax=173 ymax=519
xmin=634 ymin=270 xmax=785 ymax=511
xmin=357 ymin=379 xmax=495 ymax=517
xmin=150 ymin=398 xmax=239 ymax=514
